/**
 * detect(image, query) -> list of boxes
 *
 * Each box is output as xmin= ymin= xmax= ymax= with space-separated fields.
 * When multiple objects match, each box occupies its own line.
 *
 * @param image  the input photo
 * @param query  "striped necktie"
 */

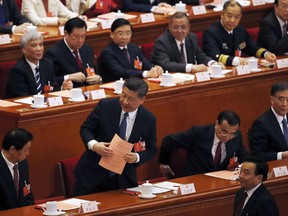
xmin=35 ymin=66 xmax=42 ymax=94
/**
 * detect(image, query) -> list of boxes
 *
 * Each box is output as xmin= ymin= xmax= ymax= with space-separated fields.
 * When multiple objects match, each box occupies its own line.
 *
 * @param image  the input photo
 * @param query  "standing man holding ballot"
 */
xmin=73 ymin=77 xmax=157 ymax=196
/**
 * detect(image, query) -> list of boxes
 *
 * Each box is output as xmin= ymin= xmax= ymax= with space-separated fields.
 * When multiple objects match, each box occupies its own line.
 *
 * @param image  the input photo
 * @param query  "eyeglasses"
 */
xmin=218 ymin=126 xmax=238 ymax=138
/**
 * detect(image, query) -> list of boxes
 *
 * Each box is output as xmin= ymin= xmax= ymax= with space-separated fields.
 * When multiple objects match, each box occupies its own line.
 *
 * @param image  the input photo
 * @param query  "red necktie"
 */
xmin=13 ymin=164 xmax=19 ymax=197
xmin=234 ymin=192 xmax=247 ymax=216
xmin=214 ymin=141 xmax=222 ymax=170
xmin=73 ymin=50 xmax=83 ymax=71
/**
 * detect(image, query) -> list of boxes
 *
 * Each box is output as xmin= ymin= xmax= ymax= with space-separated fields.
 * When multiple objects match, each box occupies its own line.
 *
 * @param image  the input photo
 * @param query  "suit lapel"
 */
xmin=241 ymin=184 xmax=264 ymax=215
xmin=206 ymin=125 xmax=216 ymax=168
xmin=268 ymin=109 xmax=287 ymax=149
xmin=272 ymin=11 xmax=282 ymax=38
xmin=60 ymin=40 xmax=80 ymax=70
xmin=167 ymin=31 xmax=182 ymax=62
xmin=128 ymin=106 xmax=143 ymax=143
xmin=23 ymin=58 xmax=38 ymax=92
xmin=113 ymin=43 xmax=133 ymax=68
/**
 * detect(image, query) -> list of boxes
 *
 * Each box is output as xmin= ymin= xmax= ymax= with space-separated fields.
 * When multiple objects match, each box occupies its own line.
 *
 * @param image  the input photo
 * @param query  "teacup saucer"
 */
xmin=138 ymin=194 xmax=156 ymax=199
xmin=68 ymin=97 xmax=85 ymax=102
xmin=43 ymin=211 xmax=66 ymax=216
xmin=114 ymin=90 xmax=122 ymax=95
xmin=160 ymin=83 xmax=176 ymax=87
xmin=31 ymin=104 xmax=48 ymax=108
xmin=250 ymin=68 xmax=262 ymax=72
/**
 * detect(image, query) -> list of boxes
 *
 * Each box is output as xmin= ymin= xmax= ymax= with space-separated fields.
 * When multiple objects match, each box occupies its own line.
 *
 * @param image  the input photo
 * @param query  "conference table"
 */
xmin=0 ymin=61 xmax=288 ymax=200
xmin=0 ymin=158 xmax=287 ymax=216
xmin=0 ymin=3 xmax=273 ymax=62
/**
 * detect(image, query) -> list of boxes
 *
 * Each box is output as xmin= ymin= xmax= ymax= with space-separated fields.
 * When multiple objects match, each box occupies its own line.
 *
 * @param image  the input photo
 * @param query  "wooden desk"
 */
xmin=0 ymin=159 xmax=287 ymax=216
xmin=0 ymin=4 xmax=273 ymax=62
xmin=0 ymin=64 xmax=288 ymax=200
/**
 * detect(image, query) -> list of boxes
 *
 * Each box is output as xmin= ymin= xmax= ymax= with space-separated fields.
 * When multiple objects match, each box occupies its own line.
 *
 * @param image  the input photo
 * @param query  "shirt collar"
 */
xmin=246 ymin=183 xmax=262 ymax=198
xmin=25 ymin=58 xmax=39 ymax=71
xmin=1 ymin=150 xmax=17 ymax=171
xmin=121 ymin=108 xmax=138 ymax=120
xmin=271 ymin=106 xmax=287 ymax=124
xmin=220 ymin=20 xmax=234 ymax=34
xmin=63 ymin=38 xmax=75 ymax=53
xmin=276 ymin=14 xmax=287 ymax=27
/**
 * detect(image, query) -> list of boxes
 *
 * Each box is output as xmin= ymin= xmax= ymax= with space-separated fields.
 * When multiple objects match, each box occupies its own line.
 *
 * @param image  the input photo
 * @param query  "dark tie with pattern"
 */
xmin=13 ymin=164 xmax=19 ymax=197
xmin=35 ymin=66 xmax=42 ymax=94
xmin=234 ymin=192 xmax=247 ymax=216
xmin=214 ymin=141 xmax=222 ymax=170
xmin=282 ymin=118 xmax=288 ymax=147
xmin=283 ymin=23 xmax=287 ymax=37
xmin=119 ymin=112 xmax=129 ymax=140
xmin=122 ymin=48 xmax=131 ymax=63
xmin=180 ymin=43 xmax=186 ymax=64
xmin=0 ymin=3 xmax=5 ymax=25
xmin=73 ymin=50 xmax=83 ymax=71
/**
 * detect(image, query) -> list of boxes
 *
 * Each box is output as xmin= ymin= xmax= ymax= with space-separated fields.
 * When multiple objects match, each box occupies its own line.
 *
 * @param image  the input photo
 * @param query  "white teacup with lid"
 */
xmin=247 ymin=57 xmax=259 ymax=71
xmin=141 ymin=180 xmax=153 ymax=198
xmin=175 ymin=1 xmax=186 ymax=12
xmin=115 ymin=10 xmax=125 ymax=19
xmin=115 ymin=77 xmax=124 ymax=94
xmin=70 ymin=88 xmax=84 ymax=101
xmin=160 ymin=71 xmax=174 ymax=86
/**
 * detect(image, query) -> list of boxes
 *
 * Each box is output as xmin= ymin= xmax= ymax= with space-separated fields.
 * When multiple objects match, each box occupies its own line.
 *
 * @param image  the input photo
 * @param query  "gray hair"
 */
xmin=20 ymin=31 xmax=43 ymax=49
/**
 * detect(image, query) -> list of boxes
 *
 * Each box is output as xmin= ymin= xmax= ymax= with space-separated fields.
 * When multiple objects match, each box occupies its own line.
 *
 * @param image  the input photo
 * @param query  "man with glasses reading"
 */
xmin=159 ymin=111 xmax=249 ymax=178
xmin=100 ymin=18 xmax=163 ymax=82
xmin=249 ymin=82 xmax=288 ymax=161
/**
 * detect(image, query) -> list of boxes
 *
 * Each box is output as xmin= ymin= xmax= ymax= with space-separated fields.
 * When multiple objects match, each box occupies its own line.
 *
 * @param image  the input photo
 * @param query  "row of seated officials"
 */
xmin=2 ymin=0 xmax=288 ymax=99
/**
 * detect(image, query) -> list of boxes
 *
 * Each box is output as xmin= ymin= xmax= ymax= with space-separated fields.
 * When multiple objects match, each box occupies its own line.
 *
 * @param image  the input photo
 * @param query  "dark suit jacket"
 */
xmin=100 ymin=42 xmax=153 ymax=82
xmin=158 ymin=124 xmax=249 ymax=176
xmin=0 ymin=154 xmax=34 ymax=210
xmin=44 ymin=39 xmax=95 ymax=87
xmin=0 ymin=0 xmax=30 ymax=34
xmin=151 ymin=29 xmax=212 ymax=72
xmin=73 ymin=98 xmax=157 ymax=196
xmin=5 ymin=56 xmax=60 ymax=98
xmin=122 ymin=0 xmax=158 ymax=12
xmin=249 ymin=108 xmax=288 ymax=161
xmin=258 ymin=11 xmax=288 ymax=55
xmin=233 ymin=184 xmax=279 ymax=216
xmin=203 ymin=21 xmax=266 ymax=66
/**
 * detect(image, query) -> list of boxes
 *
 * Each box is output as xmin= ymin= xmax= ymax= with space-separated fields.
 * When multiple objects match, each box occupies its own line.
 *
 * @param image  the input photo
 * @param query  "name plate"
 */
xmin=140 ymin=13 xmax=155 ymax=23
xmin=90 ymin=89 xmax=106 ymax=100
xmin=178 ymin=183 xmax=196 ymax=195
xmin=273 ymin=166 xmax=288 ymax=177
xmin=192 ymin=5 xmax=207 ymax=15
xmin=0 ymin=34 xmax=10 ymax=44
xmin=236 ymin=65 xmax=250 ymax=75
xmin=276 ymin=58 xmax=288 ymax=69
xmin=100 ymin=19 xmax=114 ymax=29
xmin=80 ymin=201 xmax=98 ymax=213
xmin=252 ymin=0 xmax=266 ymax=6
xmin=195 ymin=71 xmax=210 ymax=82
xmin=47 ymin=96 xmax=63 ymax=107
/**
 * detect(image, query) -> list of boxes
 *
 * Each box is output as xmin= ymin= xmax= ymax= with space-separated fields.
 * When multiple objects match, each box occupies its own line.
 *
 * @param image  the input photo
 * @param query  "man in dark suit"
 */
xmin=45 ymin=17 xmax=102 ymax=88
xmin=203 ymin=0 xmax=276 ymax=66
xmin=151 ymin=12 xmax=218 ymax=73
xmin=73 ymin=77 xmax=157 ymax=196
xmin=258 ymin=0 xmax=288 ymax=55
xmin=6 ymin=31 xmax=72 ymax=99
xmin=0 ymin=0 xmax=30 ymax=34
xmin=100 ymin=18 xmax=163 ymax=82
xmin=122 ymin=0 xmax=174 ymax=13
xmin=0 ymin=128 xmax=34 ymax=211
xmin=249 ymin=82 xmax=288 ymax=161
xmin=233 ymin=157 xmax=279 ymax=216
xmin=159 ymin=111 xmax=249 ymax=178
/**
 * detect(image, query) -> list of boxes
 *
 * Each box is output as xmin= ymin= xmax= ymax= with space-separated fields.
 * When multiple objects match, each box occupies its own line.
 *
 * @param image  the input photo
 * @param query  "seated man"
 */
xmin=66 ymin=0 xmax=119 ymax=18
xmin=203 ymin=0 xmax=276 ymax=66
xmin=73 ymin=77 xmax=157 ymax=196
xmin=0 ymin=128 xmax=34 ymax=210
xmin=249 ymin=82 xmax=288 ymax=161
xmin=151 ymin=12 xmax=218 ymax=73
xmin=0 ymin=0 xmax=31 ymax=34
xmin=122 ymin=0 xmax=173 ymax=13
xmin=159 ymin=111 xmax=249 ymax=178
xmin=234 ymin=157 xmax=279 ymax=216
xmin=6 ymin=31 xmax=72 ymax=98
xmin=21 ymin=0 xmax=82 ymax=26
xmin=100 ymin=18 xmax=163 ymax=82
xmin=258 ymin=0 xmax=288 ymax=55
xmin=45 ymin=17 xmax=102 ymax=87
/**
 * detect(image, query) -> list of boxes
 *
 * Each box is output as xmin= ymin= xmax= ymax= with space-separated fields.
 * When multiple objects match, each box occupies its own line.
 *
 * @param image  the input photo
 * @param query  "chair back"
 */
xmin=0 ymin=61 xmax=16 ymax=99
xmin=58 ymin=157 xmax=79 ymax=198
xmin=140 ymin=42 xmax=154 ymax=61
xmin=170 ymin=148 xmax=187 ymax=178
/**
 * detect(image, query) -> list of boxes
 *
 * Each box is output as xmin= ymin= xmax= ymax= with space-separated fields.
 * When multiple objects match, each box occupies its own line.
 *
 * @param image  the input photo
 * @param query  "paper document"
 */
xmin=97 ymin=12 xmax=137 ymax=20
xmin=153 ymin=181 xmax=182 ymax=190
xmin=205 ymin=170 xmax=239 ymax=180
xmin=148 ymin=73 xmax=195 ymax=84
xmin=49 ymin=90 xmax=71 ymax=98
xmin=99 ymin=134 xmax=133 ymax=174
xmin=0 ymin=100 xmax=21 ymax=107
xmin=127 ymin=186 xmax=170 ymax=194
xmin=99 ymin=82 xmax=115 ymax=91
xmin=14 ymin=97 xmax=33 ymax=105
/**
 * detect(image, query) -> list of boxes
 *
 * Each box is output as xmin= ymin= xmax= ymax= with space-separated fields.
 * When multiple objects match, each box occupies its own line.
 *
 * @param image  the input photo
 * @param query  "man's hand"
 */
xmin=147 ymin=66 xmax=163 ymax=78
xmin=239 ymin=57 xmax=248 ymax=65
xmin=191 ymin=64 xmax=208 ymax=72
xmin=158 ymin=2 xmax=173 ymax=8
xmin=92 ymin=142 xmax=113 ymax=158
xmin=14 ymin=23 xmax=31 ymax=34
xmin=68 ymin=72 xmax=86 ymax=83
xmin=124 ymin=152 xmax=137 ymax=164
xmin=159 ymin=164 xmax=175 ymax=178
xmin=265 ymin=52 xmax=277 ymax=62
xmin=282 ymin=151 xmax=288 ymax=159
xmin=58 ymin=18 xmax=68 ymax=26
xmin=62 ymin=80 xmax=73 ymax=90
xmin=85 ymin=75 xmax=102 ymax=85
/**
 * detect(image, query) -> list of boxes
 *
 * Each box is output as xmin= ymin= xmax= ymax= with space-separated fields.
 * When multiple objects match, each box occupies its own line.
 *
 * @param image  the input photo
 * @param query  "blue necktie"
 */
xmin=282 ymin=118 xmax=288 ymax=147
xmin=119 ymin=112 xmax=129 ymax=140
xmin=0 ymin=3 xmax=5 ymax=25
xmin=35 ymin=66 xmax=42 ymax=94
